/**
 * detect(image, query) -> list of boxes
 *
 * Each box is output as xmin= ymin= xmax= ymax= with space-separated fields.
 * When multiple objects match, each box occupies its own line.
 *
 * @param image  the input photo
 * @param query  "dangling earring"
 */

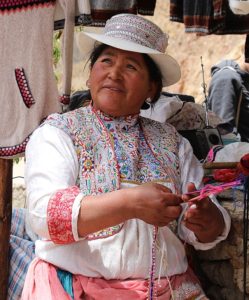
xmin=141 ymin=97 xmax=151 ymax=110
xmin=86 ymin=79 xmax=91 ymax=88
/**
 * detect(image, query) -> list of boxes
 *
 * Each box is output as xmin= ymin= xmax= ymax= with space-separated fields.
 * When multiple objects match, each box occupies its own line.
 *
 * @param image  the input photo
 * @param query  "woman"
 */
xmin=22 ymin=14 xmax=230 ymax=299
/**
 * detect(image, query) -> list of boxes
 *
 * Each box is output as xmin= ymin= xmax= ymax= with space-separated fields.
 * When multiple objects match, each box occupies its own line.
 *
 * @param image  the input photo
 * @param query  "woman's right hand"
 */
xmin=78 ymin=182 xmax=182 ymax=237
xmin=127 ymin=182 xmax=183 ymax=227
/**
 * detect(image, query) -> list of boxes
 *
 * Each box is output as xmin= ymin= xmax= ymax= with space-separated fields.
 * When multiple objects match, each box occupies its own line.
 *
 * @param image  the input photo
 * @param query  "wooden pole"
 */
xmin=0 ymin=158 xmax=13 ymax=300
xmin=203 ymin=161 xmax=238 ymax=169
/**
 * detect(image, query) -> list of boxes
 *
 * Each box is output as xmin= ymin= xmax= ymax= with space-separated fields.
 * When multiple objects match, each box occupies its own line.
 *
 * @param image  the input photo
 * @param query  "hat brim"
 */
xmin=76 ymin=31 xmax=181 ymax=87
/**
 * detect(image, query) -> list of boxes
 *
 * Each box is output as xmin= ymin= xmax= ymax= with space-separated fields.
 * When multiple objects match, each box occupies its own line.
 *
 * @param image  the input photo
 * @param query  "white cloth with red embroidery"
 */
xmin=24 ymin=112 xmax=230 ymax=280
xmin=0 ymin=0 xmax=76 ymax=158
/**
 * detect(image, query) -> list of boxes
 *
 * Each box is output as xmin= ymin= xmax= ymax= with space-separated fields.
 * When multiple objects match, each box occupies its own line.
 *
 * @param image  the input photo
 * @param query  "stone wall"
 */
xmin=191 ymin=191 xmax=249 ymax=300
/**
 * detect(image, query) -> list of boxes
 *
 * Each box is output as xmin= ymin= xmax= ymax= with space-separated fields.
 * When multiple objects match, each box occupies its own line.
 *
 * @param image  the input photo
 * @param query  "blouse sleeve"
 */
xmin=177 ymin=135 xmax=231 ymax=250
xmin=25 ymin=124 xmax=84 ymax=244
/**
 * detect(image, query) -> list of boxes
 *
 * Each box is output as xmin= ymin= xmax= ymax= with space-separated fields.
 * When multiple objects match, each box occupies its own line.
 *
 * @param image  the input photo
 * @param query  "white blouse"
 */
xmin=25 ymin=123 xmax=230 ymax=279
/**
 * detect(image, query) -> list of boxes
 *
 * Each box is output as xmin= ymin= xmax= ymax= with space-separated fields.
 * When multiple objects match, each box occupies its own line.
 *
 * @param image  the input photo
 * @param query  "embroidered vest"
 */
xmin=45 ymin=105 xmax=181 ymax=239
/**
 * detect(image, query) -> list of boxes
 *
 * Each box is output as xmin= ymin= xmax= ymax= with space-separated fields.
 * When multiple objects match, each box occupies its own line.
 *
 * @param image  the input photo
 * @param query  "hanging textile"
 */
xmin=169 ymin=0 xmax=249 ymax=35
xmin=54 ymin=0 xmax=157 ymax=29
xmin=54 ymin=0 xmax=92 ymax=30
xmin=169 ymin=0 xmax=249 ymax=63
xmin=0 ymin=0 xmax=75 ymax=158
xmin=245 ymin=34 xmax=249 ymax=62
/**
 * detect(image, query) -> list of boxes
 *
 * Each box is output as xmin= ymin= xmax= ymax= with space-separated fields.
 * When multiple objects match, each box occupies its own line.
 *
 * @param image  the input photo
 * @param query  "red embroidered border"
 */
xmin=15 ymin=68 xmax=35 ymax=108
xmin=60 ymin=94 xmax=70 ymax=105
xmin=0 ymin=0 xmax=55 ymax=12
xmin=47 ymin=186 xmax=80 ymax=244
xmin=0 ymin=136 xmax=29 ymax=157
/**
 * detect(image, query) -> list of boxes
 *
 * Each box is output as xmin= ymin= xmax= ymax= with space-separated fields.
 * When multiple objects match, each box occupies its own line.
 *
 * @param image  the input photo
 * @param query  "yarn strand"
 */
xmin=148 ymin=226 xmax=158 ymax=300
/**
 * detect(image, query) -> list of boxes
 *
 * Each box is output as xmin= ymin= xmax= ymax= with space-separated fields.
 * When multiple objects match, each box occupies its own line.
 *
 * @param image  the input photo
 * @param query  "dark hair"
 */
xmin=67 ymin=90 xmax=91 ymax=112
xmin=88 ymin=43 xmax=163 ymax=105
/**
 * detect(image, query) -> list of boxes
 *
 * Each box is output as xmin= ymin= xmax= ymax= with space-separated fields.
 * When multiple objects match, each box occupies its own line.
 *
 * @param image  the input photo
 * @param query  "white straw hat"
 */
xmin=76 ymin=14 xmax=181 ymax=87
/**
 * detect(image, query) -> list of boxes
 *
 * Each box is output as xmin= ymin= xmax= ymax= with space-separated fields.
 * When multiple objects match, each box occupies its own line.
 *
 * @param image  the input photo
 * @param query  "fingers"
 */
xmin=164 ymin=204 xmax=182 ymax=218
xmin=133 ymin=182 xmax=183 ymax=226
xmin=162 ymin=193 xmax=183 ymax=206
xmin=184 ymin=198 xmax=209 ymax=218
xmin=181 ymin=182 xmax=198 ymax=202
xmin=183 ymin=198 xmax=213 ymax=227
xmin=186 ymin=182 xmax=196 ymax=193
xmin=154 ymin=207 xmax=182 ymax=227
xmin=140 ymin=182 xmax=183 ymax=205
xmin=183 ymin=220 xmax=205 ymax=234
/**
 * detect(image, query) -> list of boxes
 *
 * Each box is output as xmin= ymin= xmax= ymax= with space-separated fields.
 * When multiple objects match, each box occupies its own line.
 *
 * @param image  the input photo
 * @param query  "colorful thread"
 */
xmin=185 ymin=179 xmax=243 ymax=203
xmin=148 ymin=225 xmax=158 ymax=300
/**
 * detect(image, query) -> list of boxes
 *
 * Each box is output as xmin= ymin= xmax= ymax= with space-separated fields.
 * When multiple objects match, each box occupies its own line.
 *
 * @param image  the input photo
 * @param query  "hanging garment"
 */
xmin=54 ymin=0 xmax=157 ymax=29
xmin=169 ymin=0 xmax=224 ymax=34
xmin=169 ymin=0 xmax=249 ymax=62
xmin=54 ymin=0 xmax=92 ymax=30
xmin=245 ymin=34 xmax=249 ymax=62
xmin=0 ymin=0 xmax=74 ymax=158
xmin=169 ymin=0 xmax=249 ymax=35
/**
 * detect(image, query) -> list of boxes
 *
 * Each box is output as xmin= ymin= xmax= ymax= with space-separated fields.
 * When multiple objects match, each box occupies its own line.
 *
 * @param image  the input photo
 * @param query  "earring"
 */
xmin=86 ymin=79 xmax=90 ymax=88
xmin=141 ymin=97 xmax=151 ymax=110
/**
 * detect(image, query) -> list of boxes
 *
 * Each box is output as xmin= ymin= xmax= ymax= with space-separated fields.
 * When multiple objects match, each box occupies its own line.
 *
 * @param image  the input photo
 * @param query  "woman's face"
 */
xmin=88 ymin=46 xmax=157 ymax=117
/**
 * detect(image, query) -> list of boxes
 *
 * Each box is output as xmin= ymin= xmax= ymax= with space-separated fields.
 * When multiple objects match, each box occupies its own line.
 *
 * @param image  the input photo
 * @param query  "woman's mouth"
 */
xmin=103 ymin=86 xmax=124 ymax=93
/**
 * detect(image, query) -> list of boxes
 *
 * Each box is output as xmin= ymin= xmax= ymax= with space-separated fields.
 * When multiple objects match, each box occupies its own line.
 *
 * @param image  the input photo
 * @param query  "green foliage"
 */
xmin=13 ymin=157 xmax=20 ymax=164
xmin=53 ymin=30 xmax=62 ymax=68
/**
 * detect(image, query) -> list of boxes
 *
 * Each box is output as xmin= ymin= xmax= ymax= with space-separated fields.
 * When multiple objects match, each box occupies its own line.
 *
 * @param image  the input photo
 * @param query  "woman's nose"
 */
xmin=108 ymin=64 xmax=123 ymax=80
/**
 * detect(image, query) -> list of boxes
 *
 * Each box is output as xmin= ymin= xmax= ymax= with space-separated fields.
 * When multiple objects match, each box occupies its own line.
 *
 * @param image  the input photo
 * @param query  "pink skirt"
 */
xmin=21 ymin=258 xmax=207 ymax=300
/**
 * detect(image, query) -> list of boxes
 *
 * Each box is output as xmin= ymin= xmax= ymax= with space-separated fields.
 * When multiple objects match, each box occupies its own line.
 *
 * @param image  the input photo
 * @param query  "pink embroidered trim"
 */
xmin=15 ymin=68 xmax=35 ymax=108
xmin=47 ymin=186 xmax=80 ymax=244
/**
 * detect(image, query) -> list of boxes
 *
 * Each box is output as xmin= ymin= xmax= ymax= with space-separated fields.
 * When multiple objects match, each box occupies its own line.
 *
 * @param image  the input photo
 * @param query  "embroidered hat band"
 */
xmin=76 ymin=14 xmax=181 ymax=87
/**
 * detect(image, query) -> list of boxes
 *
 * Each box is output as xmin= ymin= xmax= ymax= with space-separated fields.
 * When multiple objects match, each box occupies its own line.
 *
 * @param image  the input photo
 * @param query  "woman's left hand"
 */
xmin=182 ymin=183 xmax=225 ymax=243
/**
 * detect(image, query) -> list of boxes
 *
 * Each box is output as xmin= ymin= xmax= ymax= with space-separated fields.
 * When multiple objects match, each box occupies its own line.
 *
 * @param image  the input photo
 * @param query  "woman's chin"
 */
xmin=93 ymin=102 xmax=123 ymax=116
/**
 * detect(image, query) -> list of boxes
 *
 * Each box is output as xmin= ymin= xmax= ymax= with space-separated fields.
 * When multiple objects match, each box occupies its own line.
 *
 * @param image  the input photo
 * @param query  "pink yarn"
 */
xmin=185 ymin=180 xmax=242 ymax=202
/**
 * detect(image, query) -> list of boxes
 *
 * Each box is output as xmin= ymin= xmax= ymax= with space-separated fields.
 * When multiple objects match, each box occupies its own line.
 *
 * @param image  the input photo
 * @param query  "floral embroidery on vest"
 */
xmin=45 ymin=105 xmax=181 ymax=241
xmin=140 ymin=118 xmax=181 ymax=193
xmin=45 ymin=106 xmax=122 ymax=240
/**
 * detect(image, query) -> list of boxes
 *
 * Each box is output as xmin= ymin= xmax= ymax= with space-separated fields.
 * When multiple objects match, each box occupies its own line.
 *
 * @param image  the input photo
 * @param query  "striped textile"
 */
xmin=8 ymin=208 xmax=36 ymax=300
xmin=169 ymin=0 xmax=249 ymax=35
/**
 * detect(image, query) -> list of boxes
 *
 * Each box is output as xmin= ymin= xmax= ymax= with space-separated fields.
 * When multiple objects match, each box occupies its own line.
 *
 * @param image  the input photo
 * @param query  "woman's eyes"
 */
xmin=100 ymin=58 xmax=137 ymax=70
xmin=127 ymin=64 xmax=137 ymax=70
xmin=101 ymin=57 xmax=112 ymax=64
